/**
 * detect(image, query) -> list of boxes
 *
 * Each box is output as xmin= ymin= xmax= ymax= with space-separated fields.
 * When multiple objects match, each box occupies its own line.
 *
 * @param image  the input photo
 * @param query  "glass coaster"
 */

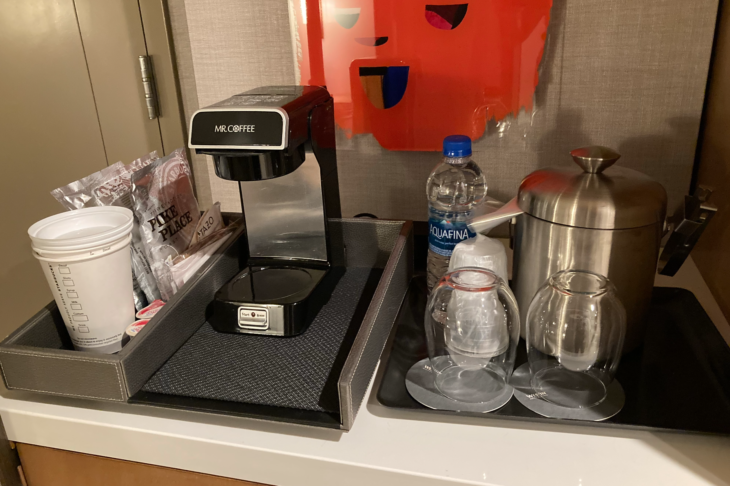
xmin=406 ymin=358 xmax=513 ymax=413
xmin=510 ymin=363 xmax=625 ymax=421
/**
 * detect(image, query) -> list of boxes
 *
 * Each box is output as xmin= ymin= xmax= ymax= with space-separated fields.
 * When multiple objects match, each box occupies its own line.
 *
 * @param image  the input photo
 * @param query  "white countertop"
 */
xmin=1 ymin=257 xmax=729 ymax=486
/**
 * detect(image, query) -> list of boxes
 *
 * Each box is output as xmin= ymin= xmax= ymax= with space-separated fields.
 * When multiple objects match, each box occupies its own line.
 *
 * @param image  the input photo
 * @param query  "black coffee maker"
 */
xmin=189 ymin=86 xmax=341 ymax=336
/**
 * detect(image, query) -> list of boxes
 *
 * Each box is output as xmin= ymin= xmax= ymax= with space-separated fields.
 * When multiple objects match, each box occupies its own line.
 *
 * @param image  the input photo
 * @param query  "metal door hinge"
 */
xmin=138 ymin=55 xmax=159 ymax=120
xmin=658 ymin=186 xmax=717 ymax=276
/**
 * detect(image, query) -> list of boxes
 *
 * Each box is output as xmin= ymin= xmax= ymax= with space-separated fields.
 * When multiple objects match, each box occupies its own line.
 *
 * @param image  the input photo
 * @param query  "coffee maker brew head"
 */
xmin=189 ymin=85 xmax=337 ymax=182
xmin=190 ymin=85 xmax=340 ymax=262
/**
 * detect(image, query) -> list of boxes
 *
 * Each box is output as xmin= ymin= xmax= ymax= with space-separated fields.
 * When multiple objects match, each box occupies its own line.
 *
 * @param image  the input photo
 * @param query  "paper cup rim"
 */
xmin=29 ymin=207 xmax=133 ymax=250
xmin=32 ymin=231 xmax=132 ymax=258
xmin=32 ymin=233 xmax=132 ymax=263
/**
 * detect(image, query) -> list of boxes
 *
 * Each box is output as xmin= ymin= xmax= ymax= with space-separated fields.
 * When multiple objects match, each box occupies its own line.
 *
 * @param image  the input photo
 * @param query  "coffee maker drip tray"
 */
xmin=230 ymin=266 xmax=326 ymax=302
xmin=210 ymin=263 xmax=335 ymax=336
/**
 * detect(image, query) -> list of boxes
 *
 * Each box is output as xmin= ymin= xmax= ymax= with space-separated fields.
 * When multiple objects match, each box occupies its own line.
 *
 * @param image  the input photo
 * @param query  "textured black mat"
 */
xmin=142 ymin=267 xmax=381 ymax=413
xmin=377 ymin=276 xmax=730 ymax=435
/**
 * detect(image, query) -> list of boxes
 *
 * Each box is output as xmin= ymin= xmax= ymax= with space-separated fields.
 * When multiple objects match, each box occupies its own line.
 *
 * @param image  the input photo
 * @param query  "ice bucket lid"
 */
xmin=517 ymin=146 xmax=668 ymax=230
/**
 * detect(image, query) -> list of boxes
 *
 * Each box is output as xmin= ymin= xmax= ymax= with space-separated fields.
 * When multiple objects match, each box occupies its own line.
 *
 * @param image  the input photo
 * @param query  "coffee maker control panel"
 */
xmin=238 ymin=307 xmax=269 ymax=330
xmin=236 ymin=305 xmax=288 ymax=335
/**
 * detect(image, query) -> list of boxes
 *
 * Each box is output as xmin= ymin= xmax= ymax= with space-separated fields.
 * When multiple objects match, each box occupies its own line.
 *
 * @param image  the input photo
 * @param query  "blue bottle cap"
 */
xmin=443 ymin=135 xmax=472 ymax=157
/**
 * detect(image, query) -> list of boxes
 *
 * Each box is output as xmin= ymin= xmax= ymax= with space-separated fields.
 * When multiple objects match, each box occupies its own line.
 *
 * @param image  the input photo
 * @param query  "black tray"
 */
xmin=129 ymin=219 xmax=413 ymax=430
xmin=376 ymin=275 xmax=730 ymax=435
xmin=132 ymin=266 xmax=381 ymax=429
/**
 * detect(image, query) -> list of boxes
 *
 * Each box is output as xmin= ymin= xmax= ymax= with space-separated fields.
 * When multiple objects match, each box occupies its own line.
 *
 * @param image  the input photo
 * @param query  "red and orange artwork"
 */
xmin=293 ymin=0 xmax=553 ymax=151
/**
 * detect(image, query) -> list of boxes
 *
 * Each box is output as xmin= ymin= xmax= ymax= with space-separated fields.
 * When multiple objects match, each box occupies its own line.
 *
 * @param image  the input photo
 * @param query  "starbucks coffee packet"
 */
xmin=91 ymin=153 xmax=162 ymax=306
xmin=131 ymin=148 xmax=200 ymax=301
xmin=92 ymin=154 xmax=158 ymax=208
xmin=51 ymin=162 xmax=125 ymax=210
xmin=51 ymin=153 xmax=161 ymax=310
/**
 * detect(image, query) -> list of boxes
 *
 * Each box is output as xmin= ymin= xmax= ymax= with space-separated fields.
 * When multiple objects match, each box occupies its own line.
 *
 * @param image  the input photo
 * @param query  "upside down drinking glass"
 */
xmin=425 ymin=268 xmax=520 ymax=404
xmin=526 ymin=270 xmax=626 ymax=409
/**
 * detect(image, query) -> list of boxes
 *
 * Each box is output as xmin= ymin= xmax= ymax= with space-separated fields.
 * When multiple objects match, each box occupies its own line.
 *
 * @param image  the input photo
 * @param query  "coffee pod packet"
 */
xmin=92 ymin=153 xmax=159 ymax=208
xmin=51 ymin=162 xmax=125 ymax=210
xmin=132 ymin=148 xmax=200 ymax=301
xmin=90 ymin=153 xmax=162 ymax=306
xmin=51 ymin=153 xmax=161 ymax=310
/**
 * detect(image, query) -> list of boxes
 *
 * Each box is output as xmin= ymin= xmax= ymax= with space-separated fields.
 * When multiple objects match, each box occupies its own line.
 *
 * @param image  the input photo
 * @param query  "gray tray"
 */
xmin=0 ymin=219 xmax=412 ymax=430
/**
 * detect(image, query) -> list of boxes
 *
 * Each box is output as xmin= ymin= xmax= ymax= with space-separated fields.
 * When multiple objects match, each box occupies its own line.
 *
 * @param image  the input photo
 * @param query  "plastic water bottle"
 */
xmin=426 ymin=135 xmax=487 ymax=291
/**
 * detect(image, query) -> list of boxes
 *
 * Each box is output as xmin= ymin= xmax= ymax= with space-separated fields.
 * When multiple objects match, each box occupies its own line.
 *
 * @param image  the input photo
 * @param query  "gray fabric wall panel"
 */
xmin=169 ymin=0 xmax=717 ymax=221
xmin=168 ymin=0 xmax=212 ymax=208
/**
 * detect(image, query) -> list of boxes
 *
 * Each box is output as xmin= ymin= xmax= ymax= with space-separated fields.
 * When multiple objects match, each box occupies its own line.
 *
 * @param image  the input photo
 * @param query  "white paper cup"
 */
xmin=29 ymin=208 xmax=135 ymax=354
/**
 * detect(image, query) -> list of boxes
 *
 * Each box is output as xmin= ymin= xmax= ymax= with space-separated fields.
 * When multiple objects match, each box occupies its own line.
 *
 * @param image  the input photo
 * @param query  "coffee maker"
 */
xmin=189 ymin=86 xmax=341 ymax=336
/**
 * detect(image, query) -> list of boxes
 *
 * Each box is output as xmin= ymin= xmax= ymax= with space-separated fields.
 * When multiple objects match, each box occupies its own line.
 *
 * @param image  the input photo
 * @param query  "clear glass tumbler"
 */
xmin=425 ymin=268 xmax=520 ymax=404
xmin=526 ymin=270 xmax=626 ymax=409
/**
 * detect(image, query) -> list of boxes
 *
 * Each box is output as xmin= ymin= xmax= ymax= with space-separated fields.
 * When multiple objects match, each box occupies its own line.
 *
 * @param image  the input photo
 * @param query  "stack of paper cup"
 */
xmin=28 ymin=207 xmax=136 ymax=354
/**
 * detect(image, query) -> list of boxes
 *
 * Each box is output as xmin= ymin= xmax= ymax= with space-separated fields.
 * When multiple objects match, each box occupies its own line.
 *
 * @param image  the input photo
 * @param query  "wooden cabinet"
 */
xmin=693 ymin=0 xmax=730 ymax=323
xmin=0 ymin=0 xmax=185 ymax=340
xmin=16 ymin=443 xmax=265 ymax=486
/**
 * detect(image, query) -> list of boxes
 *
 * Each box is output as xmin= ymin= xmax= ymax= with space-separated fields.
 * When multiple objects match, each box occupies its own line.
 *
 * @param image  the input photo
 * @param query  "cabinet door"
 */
xmin=0 ymin=0 xmax=184 ymax=337
xmin=17 ymin=443 xmax=265 ymax=486
xmin=74 ymin=0 xmax=166 ymax=164
xmin=0 ymin=0 xmax=110 ymax=337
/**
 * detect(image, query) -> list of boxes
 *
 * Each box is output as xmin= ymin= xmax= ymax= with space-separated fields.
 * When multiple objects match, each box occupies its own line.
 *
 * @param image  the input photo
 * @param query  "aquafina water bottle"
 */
xmin=426 ymin=135 xmax=487 ymax=291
